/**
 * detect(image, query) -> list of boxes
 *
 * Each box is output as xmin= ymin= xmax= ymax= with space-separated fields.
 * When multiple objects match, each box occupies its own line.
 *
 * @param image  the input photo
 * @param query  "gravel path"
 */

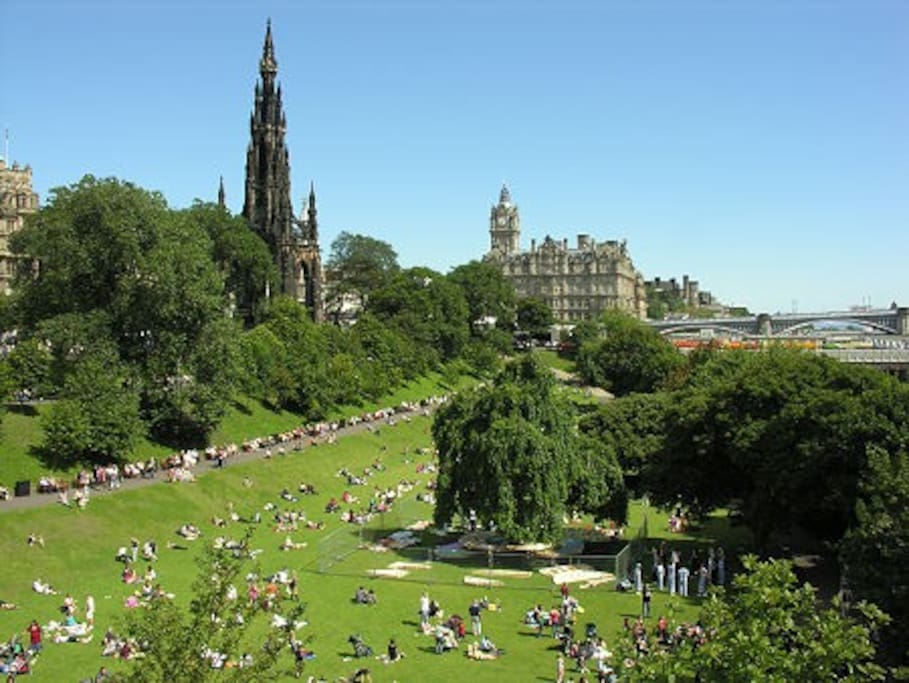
xmin=0 ymin=405 xmax=432 ymax=515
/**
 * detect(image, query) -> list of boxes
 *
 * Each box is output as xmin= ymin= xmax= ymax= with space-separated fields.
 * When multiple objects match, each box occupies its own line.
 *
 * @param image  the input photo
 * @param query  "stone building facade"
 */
xmin=243 ymin=21 xmax=323 ymax=321
xmin=485 ymin=186 xmax=647 ymax=322
xmin=0 ymin=159 xmax=39 ymax=294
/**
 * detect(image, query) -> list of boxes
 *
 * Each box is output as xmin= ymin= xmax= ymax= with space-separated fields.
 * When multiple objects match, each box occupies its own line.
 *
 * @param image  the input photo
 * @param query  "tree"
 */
xmin=367 ymin=267 xmax=470 ymax=366
xmin=515 ymin=296 xmax=554 ymax=340
xmin=432 ymin=356 xmax=574 ymax=542
xmin=644 ymin=349 xmax=909 ymax=548
xmin=448 ymin=260 xmax=516 ymax=333
xmin=579 ymin=392 xmax=669 ymax=494
xmin=113 ymin=530 xmax=305 ymax=682
xmin=575 ymin=310 xmax=684 ymax=395
xmin=41 ymin=345 xmax=143 ymax=466
xmin=183 ymin=201 xmax=276 ymax=326
xmin=840 ymin=445 xmax=909 ymax=670
xmin=621 ymin=556 xmax=887 ymax=682
xmin=6 ymin=337 xmax=54 ymax=398
xmin=324 ymin=231 xmax=399 ymax=318
xmin=432 ymin=355 xmax=627 ymax=541
xmin=11 ymin=176 xmax=239 ymax=445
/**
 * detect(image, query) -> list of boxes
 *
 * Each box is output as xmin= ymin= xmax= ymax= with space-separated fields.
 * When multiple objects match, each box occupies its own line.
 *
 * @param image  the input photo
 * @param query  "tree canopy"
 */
xmin=576 ymin=310 xmax=685 ymax=395
xmin=621 ymin=556 xmax=887 ymax=682
xmin=432 ymin=355 xmax=626 ymax=542
xmin=324 ymin=231 xmax=399 ymax=318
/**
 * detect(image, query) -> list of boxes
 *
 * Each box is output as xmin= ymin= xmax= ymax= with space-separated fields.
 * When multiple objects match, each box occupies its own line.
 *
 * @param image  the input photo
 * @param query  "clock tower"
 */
xmin=489 ymin=184 xmax=520 ymax=255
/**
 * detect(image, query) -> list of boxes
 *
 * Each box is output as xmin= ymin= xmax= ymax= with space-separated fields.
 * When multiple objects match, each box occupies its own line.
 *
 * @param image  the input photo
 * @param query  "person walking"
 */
xmin=641 ymin=584 xmax=652 ymax=618
xmin=556 ymin=653 xmax=566 ymax=683
xmin=419 ymin=591 xmax=430 ymax=629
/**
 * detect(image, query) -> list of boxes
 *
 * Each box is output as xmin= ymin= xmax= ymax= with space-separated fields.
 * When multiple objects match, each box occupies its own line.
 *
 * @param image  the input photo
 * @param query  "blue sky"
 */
xmin=2 ymin=0 xmax=906 ymax=314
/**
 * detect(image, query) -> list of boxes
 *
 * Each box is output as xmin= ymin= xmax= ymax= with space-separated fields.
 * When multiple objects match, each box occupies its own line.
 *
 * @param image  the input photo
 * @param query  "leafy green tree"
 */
xmin=448 ymin=260 xmax=516 ymax=333
xmin=11 ymin=176 xmax=238 ymax=445
xmin=6 ymin=337 xmax=53 ymax=398
xmin=840 ymin=444 xmax=909 ymax=671
xmin=113 ymin=530 xmax=305 ymax=682
xmin=644 ymin=349 xmax=909 ymax=548
xmin=433 ymin=355 xmax=627 ymax=541
xmin=10 ymin=175 xmax=171 ymax=327
xmin=622 ymin=556 xmax=887 ymax=682
xmin=367 ymin=267 xmax=470 ymax=367
xmin=516 ymin=296 xmax=554 ymax=339
xmin=41 ymin=345 xmax=143 ymax=466
xmin=184 ymin=201 xmax=276 ymax=326
xmin=324 ymin=231 xmax=399 ymax=318
xmin=579 ymin=392 xmax=669 ymax=493
xmin=259 ymin=296 xmax=332 ymax=417
xmin=433 ymin=356 xmax=574 ymax=542
xmin=576 ymin=310 xmax=684 ymax=395
xmin=567 ymin=433 xmax=628 ymax=524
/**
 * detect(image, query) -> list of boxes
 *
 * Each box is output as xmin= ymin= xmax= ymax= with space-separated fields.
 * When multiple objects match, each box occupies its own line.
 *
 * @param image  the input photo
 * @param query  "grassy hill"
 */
xmin=0 ymin=372 xmax=747 ymax=682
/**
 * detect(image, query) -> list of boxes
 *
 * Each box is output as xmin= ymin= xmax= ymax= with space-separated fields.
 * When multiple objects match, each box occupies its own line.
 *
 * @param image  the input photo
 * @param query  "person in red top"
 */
xmin=26 ymin=619 xmax=42 ymax=652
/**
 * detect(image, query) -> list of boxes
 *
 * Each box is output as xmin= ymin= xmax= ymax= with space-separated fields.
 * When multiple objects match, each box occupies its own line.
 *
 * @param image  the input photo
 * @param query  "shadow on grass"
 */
xmin=230 ymin=399 xmax=254 ymax=415
xmin=6 ymin=403 xmax=39 ymax=417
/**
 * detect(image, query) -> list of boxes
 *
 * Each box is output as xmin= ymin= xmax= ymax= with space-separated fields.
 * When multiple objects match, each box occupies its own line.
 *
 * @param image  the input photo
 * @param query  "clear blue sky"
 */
xmin=2 ymin=0 xmax=907 ymax=314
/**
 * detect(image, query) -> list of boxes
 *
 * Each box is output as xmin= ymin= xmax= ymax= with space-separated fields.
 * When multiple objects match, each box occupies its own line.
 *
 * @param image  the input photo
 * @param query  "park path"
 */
xmin=0 ymin=405 xmax=429 ymax=515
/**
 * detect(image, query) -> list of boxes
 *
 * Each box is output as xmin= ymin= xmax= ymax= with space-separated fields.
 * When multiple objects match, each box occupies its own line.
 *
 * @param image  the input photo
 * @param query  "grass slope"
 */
xmin=0 ymin=376 xmax=747 ymax=682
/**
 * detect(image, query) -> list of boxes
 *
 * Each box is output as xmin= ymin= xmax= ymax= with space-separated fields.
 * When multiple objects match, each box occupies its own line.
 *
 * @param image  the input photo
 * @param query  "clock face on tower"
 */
xmin=497 ymin=215 xmax=507 ymax=226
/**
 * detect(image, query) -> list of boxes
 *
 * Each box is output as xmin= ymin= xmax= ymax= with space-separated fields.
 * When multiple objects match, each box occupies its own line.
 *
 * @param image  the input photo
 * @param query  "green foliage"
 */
xmin=622 ymin=556 xmax=887 ymax=682
xmin=113 ymin=530 xmax=305 ymax=682
xmin=840 ymin=445 xmax=909 ymax=669
xmin=645 ymin=349 xmax=909 ymax=547
xmin=433 ymin=355 xmax=627 ymax=541
xmin=41 ymin=345 xmax=143 ymax=466
xmin=6 ymin=336 xmax=53 ymax=397
xmin=579 ymin=392 xmax=669 ymax=489
xmin=325 ymin=231 xmax=399 ymax=317
xmin=515 ymin=296 xmax=554 ymax=338
xmin=576 ymin=311 xmax=684 ymax=395
xmin=11 ymin=176 xmax=238 ymax=447
xmin=184 ymin=201 xmax=276 ymax=326
xmin=368 ymin=267 xmax=470 ymax=367
xmin=448 ymin=260 xmax=516 ymax=333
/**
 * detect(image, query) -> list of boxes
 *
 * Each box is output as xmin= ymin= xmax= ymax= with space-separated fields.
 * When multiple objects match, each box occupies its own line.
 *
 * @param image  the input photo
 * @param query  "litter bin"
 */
xmin=15 ymin=480 xmax=30 ymax=497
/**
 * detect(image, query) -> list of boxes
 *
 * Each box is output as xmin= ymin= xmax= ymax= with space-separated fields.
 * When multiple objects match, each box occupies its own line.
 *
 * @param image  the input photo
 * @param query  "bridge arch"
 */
xmin=773 ymin=318 xmax=899 ymax=336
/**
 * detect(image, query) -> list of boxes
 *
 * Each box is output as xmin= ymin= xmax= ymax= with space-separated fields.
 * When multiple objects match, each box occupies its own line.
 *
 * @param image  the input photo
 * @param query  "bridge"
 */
xmin=648 ymin=307 xmax=909 ymax=337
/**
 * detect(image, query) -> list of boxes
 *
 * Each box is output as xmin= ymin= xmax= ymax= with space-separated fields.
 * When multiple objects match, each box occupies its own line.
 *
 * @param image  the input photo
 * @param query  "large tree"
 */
xmin=11 ymin=176 xmax=239 ymax=445
xmin=576 ymin=310 xmax=685 ymax=395
xmin=324 ymin=231 xmax=399 ymax=318
xmin=516 ymin=296 xmax=554 ymax=340
xmin=367 ymin=267 xmax=470 ymax=367
xmin=448 ymin=260 xmax=516 ymax=333
xmin=432 ymin=355 xmax=626 ymax=542
xmin=644 ymin=349 xmax=909 ymax=547
xmin=41 ymin=344 xmax=143 ymax=467
xmin=183 ymin=201 xmax=276 ymax=327
xmin=840 ymin=444 xmax=909 ymax=670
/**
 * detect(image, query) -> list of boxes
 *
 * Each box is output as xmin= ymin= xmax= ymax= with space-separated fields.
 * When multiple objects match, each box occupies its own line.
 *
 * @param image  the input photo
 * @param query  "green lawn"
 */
xmin=0 ymin=371 xmax=464 ymax=492
xmin=0 ymin=375 xmax=740 ymax=682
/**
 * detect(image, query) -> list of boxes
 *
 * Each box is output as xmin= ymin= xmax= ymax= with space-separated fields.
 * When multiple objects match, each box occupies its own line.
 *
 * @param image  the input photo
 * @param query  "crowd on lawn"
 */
xmin=1 ymin=396 xmax=451 ymax=680
xmin=1 ymin=396 xmax=449 ymax=505
xmin=2 ymin=391 xmax=728 ymax=682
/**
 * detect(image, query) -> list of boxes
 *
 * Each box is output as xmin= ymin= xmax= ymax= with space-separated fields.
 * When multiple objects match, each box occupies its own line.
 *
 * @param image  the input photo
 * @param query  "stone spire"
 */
xmin=260 ymin=18 xmax=277 ymax=79
xmin=499 ymin=183 xmax=512 ymax=206
xmin=243 ymin=20 xmax=295 ymax=257
xmin=242 ymin=21 xmax=323 ymax=322
xmin=217 ymin=175 xmax=225 ymax=208
xmin=305 ymin=181 xmax=318 ymax=242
